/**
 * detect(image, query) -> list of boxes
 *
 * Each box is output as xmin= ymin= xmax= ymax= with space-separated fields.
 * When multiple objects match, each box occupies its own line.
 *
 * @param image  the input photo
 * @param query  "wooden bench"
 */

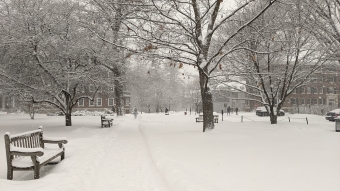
xmin=101 ymin=115 xmax=113 ymax=128
xmin=195 ymin=115 xmax=219 ymax=123
xmin=4 ymin=127 xmax=67 ymax=180
xmin=195 ymin=115 xmax=204 ymax=122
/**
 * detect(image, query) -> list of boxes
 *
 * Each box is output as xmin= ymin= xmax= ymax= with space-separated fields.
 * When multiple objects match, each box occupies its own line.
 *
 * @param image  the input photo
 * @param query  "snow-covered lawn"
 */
xmin=0 ymin=112 xmax=339 ymax=191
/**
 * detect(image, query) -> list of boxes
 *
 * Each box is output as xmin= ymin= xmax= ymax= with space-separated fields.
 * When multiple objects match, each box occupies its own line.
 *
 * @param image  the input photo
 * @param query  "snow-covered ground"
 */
xmin=0 ymin=111 xmax=339 ymax=191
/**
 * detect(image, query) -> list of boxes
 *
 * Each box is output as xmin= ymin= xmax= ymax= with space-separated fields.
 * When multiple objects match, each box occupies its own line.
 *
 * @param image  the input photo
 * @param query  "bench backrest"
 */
xmin=4 ymin=128 xmax=44 ymax=161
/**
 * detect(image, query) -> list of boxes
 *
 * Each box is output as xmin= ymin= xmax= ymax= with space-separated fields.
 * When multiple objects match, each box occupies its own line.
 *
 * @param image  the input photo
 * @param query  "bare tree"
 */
xmin=121 ymin=0 xmax=277 ymax=131
xmin=215 ymin=0 xmax=333 ymax=124
xmin=0 ymin=0 xmax=104 ymax=126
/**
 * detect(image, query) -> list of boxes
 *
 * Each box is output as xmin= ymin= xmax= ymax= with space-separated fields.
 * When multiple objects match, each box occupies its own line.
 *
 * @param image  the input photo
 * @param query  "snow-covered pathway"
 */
xmin=85 ymin=116 xmax=169 ymax=191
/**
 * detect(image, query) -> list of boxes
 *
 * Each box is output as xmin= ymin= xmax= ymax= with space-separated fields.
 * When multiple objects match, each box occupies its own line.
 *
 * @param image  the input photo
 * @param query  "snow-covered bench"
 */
xmin=195 ymin=115 xmax=219 ymax=123
xmin=101 ymin=115 xmax=113 ymax=128
xmin=4 ymin=127 xmax=67 ymax=180
xmin=196 ymin=115 xmax=204 ymax=122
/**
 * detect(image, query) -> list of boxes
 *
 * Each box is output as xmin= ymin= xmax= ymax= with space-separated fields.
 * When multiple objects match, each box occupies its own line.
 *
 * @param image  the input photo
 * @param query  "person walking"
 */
xmin=227 ymin=106 xmax=231 ymax=116
xmin=235 ymin=107 xmax=238 ymax=115
xmin=133 ymin=106 xmax=138 ymax=119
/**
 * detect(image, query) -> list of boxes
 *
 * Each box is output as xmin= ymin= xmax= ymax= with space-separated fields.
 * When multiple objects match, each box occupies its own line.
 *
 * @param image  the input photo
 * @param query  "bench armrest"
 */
xmin=43 ymin=136 xmax=68 ymax=144
xmin=10 ymin=145 xmax=44 ymax=156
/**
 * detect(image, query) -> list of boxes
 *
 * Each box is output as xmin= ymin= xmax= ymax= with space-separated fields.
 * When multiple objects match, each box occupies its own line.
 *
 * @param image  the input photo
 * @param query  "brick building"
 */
xmin=284 ymin=65 xmax=340 ymax=114
xmin=0 ymin=90 xmax=131 ymax=114
xmin=73 ymin=91 xmax=131 ymax=114
xmin=244 ymin=63 xmax=340 ymax=114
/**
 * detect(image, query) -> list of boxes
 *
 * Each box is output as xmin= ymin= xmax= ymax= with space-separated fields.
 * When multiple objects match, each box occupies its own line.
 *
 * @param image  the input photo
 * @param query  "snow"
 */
xmin=9 ymin=129 xmax=41 ymax=139
xmin=43 ymin=136 xmax=67 ymax=142
xmin=11 ymin=148 xmax=63 ymax=168
xmin=10 ymin=145 xmax=43 ymax=153
xmin=0 ymin=112 xmax=339 ymax=191
xmin=199 ymin=59 xmax=208 ymax=69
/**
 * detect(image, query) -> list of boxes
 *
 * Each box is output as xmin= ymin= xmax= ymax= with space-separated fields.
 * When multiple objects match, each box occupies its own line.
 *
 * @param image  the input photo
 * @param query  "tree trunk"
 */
xmin=199 ymin=72 xmax=214 ymax=132
xmin=114 ymin=68 xmax=125 ymax=116
xmin=65 ymin=94 xmax=73 ymax=126
xmin=115 ymin=81 xmax=125 ymax=116
xmin=28 ymin=102 xmax=34 ymax=120
xmin=270 ymin=114 xmax=277 ymax=124
xmin=202 ymin=90 xmax=214 ymax=132
xmin=65 ymin=113 xmax=72 ymax=126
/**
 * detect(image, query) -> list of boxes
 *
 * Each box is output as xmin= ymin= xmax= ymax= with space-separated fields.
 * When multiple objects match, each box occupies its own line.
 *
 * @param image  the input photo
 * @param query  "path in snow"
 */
xmin=60 ymin=115 xmax=170 ymax=191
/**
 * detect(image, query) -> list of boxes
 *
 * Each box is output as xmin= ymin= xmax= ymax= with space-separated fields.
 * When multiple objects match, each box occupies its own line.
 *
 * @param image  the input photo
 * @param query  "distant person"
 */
xmin=165 ymin=107 xmax=169 ymax=114
xmin=227 ymin=106 xmax=231 ymax=116
xmin=235 ymin=107 xmax=238 ymax=115
xmin=133 ymin=106 xmax=138 ymax=119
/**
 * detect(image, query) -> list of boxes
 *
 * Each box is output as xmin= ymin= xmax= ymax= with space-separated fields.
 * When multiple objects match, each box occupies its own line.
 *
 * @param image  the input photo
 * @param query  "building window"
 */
xmin=319 ymin=87 xmax=323 ymax=94
xmin=307 ymin=99 xmax=311 ymax=105
xmin=327 ymin=87 xmax=334 ymax=94
xmin=311 ymin=87 xmax=317 ymax=94
xmin=78 ymin=98 xmax=84 ymax=106
xmin=301 ymin=98 xmax=305 ymax=105
xmin=312 ymin=98 xmax=317 ymax=105
xmin=89 ymin=99 xmax=94 ymax=106
xmin=291 ymin=98 xmax=296 ymax=105
xmin=306 ymin=87 xmax=311 ymax=94
xmin=97 ymin=98 xmax=102 ymax=106
xmin=318 ymin=99 xmax=323 ymax=104
xmin=300 ymin=87 xmax=305 ymax=94
xmin=108 ymin=98 xmax=114 ymax=106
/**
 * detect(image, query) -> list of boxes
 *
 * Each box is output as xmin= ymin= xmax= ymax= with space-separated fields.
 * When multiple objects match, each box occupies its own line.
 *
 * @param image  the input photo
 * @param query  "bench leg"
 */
xmin=7 ymin=166 xmax=13 ymax=180
xmin=61 ymin=149 xmax=65 ymax=161
xmin=31 ymin=156 xmax=40 ymax=179
xmin=34 ymin=166 xmax=40 ymax=179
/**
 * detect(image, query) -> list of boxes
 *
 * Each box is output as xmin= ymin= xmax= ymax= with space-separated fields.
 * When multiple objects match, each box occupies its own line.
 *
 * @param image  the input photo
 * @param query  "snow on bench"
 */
xmin=101 ymin=115 xmax=113 ymax=128
xmin=4 ymin=127 xmax=68 ymax=180
xmin=195 ymin=114 xmax=219 ymax=123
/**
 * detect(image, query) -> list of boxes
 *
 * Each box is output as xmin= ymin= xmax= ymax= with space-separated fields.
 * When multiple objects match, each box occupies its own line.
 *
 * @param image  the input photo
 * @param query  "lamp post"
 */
xmin=169 ymin=97 xmax=172 ymax=112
